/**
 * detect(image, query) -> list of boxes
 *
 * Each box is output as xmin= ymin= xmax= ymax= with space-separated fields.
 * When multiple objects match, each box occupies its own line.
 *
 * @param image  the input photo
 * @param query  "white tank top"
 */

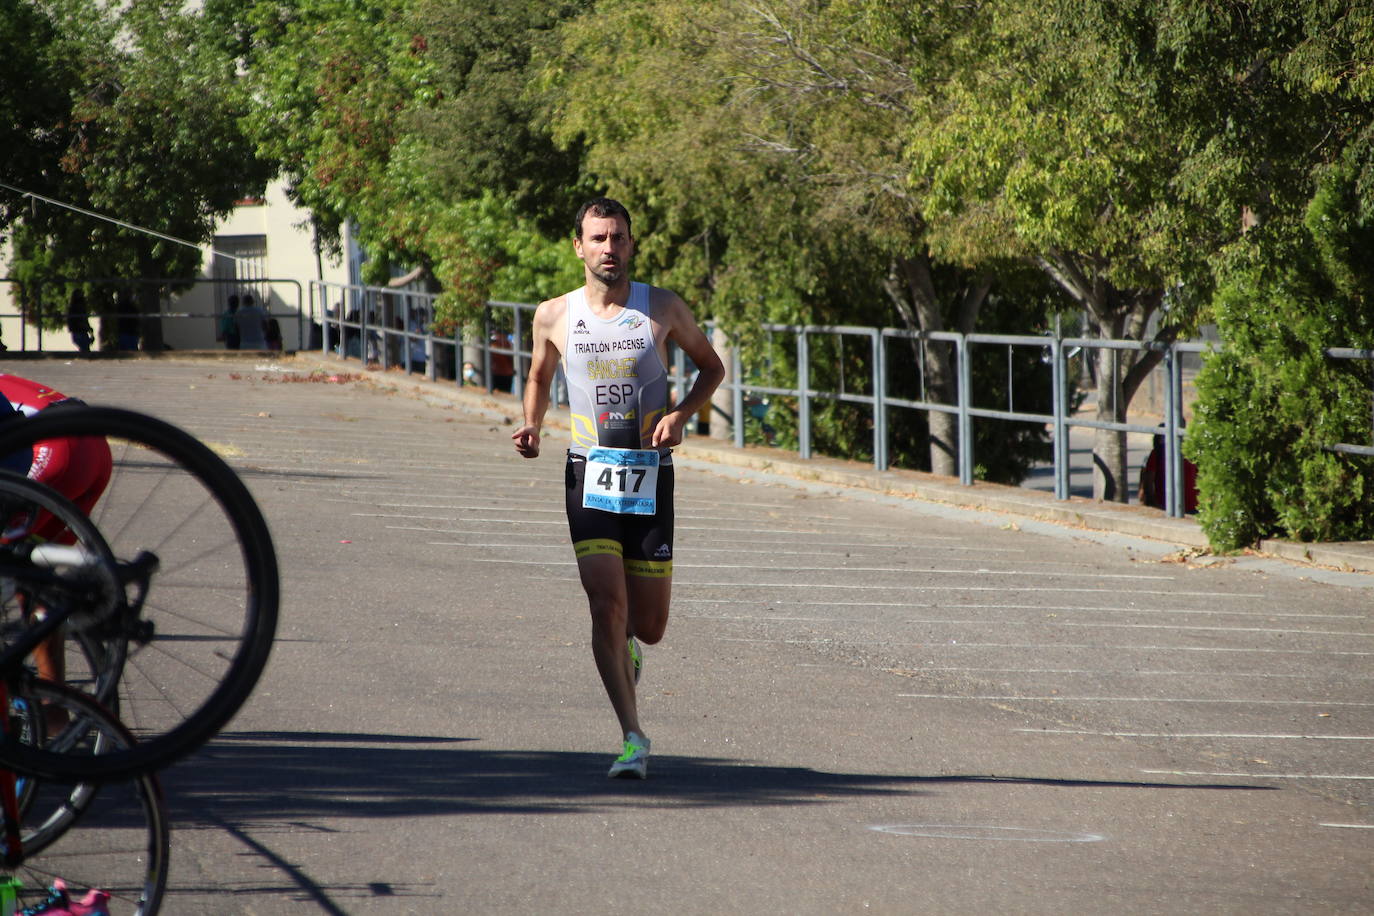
xmin=563 ymin=282 xmax=668 ymax=456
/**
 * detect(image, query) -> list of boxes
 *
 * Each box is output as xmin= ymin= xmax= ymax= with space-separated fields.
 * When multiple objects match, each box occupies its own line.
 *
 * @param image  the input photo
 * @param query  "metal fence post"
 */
xmin=957 ymin=334 xmax=973 ymax=486
xmin=798 ymin=328 xmax=812 ymax=460
xmin=873 ymin=329 xmax=887 ymax=471
xmin=732 ymin=347 xmax=745 ymax=450
xmin=1051 ymin=337 xmax=1069 ymax=500
xmin=1165 ymin=344 xmax=1183 ymax=518
xmin=512 ymin=304 xmax=525 ymax=403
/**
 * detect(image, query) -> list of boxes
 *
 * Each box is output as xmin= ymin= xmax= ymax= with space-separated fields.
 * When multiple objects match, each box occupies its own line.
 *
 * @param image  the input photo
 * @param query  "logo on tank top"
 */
xmin=598 ymin=408 xmax=637 ymax=433
xmin=573 ymin=319 xmax=590 ymax=335
xmin=617 ymin=314 xmax=645 ymax=330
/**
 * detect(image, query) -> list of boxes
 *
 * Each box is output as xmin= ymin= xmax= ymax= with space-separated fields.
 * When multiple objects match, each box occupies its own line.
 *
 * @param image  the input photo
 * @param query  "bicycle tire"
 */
xmin=0 ymin=472 xmax=122 ymax=757
xmin=6 ymin=679 xmax=169 ymax=915
xmin=0 ymin=406 xmax=279 ymax=781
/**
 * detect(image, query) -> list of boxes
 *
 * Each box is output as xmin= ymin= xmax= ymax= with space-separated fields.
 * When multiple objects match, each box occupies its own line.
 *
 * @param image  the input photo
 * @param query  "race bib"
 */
xmin=583 ymin=447 xmax=659 ymax=515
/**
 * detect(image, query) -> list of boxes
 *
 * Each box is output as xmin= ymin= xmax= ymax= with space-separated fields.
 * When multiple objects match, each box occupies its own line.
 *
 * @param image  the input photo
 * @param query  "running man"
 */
xmin=513 ymin=198 xmax=724 ymax=778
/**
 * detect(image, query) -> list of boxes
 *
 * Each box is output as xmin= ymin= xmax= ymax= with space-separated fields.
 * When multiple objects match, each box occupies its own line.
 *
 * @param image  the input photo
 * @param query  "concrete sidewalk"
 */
xmin=298 ymin=352 xmax=1374 ymax=577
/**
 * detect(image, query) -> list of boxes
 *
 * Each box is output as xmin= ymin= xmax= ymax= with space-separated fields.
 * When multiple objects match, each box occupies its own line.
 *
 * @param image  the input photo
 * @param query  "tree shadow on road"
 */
xmin=161 ymin=729 xmax=930 ymax=823
xmin=162 ymin=729 xmax=1273 ymax=827
xmin=156 ymin=730 xmax=1275 ymax=913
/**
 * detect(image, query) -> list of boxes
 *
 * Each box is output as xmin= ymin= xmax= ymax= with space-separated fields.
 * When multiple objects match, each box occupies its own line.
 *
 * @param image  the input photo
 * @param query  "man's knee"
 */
xmin=627 ymin=588 xmax=671 ymax=644
xmin=635 ymin=617 xmax=668 ymax=645
xmin=629 ymin=574 xmax=670 ymax=645
xmin=585 ymin=591 xmax=627 ymax=630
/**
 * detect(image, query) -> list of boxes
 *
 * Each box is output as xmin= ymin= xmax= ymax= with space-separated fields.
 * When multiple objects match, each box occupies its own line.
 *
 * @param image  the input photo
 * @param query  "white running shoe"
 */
xmin=608 ymin=731 xmax=650 ymax=779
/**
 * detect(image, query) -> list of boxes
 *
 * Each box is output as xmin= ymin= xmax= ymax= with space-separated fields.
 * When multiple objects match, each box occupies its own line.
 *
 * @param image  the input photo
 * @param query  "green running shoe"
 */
xmin=628 ymin=636 xmax=643 ymax=685
xmin=608 ymin=731 xmax=650 ymax=779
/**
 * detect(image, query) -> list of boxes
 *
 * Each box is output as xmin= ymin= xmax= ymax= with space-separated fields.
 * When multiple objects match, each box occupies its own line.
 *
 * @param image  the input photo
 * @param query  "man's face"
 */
xmin=574 ymin=213 xmax=634 ymax=286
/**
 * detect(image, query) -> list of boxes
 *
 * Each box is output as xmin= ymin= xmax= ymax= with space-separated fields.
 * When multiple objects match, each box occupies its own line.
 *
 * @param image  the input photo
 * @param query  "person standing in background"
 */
xmin=236 ymin=293 xmax=268 ymax=350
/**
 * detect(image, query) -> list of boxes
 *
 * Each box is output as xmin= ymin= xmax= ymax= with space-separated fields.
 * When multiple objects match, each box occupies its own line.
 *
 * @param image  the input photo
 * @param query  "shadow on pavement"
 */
xmin=152 ymin=731 xmax=1277 ymax=912
xmin=161 ymin=730 xmax=1275 ymax=826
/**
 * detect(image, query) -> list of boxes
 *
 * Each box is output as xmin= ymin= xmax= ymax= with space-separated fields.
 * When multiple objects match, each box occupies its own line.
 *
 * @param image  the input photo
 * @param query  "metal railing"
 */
xmin=1 ymin=276 xmax=304 ymax=351
xmin=708 ymin=322 xmax=1201 ymax=516
xmin=1323 ymin=347 xmax=1374 ymax=458
xmin=304 ymin=286 xmax=1209 ymax=516
xmin=4 ymin=275 xmax=1224 ymax=518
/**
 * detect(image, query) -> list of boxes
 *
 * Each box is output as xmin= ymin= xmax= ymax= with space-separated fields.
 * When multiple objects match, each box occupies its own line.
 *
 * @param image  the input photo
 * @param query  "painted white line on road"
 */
xmin=371 ymin=501 xmax=563 ymax=513
xmin=421 ymin=541 xmax=566 ymax=549
xmin=679 ymin=503 xmax=845 ymax=513
xmin=685 ymin=547 xmax=887 ymax=558
xmin=1319 ymin=823 xmax=1374 ymax=829
xmin=677 ymin=597 xmax=1362 ymax=621
xmin=685 ymin=564 xmax=1174 ymax=581
xmin=928 ymin=667 xmax=1372 ymax=681
xmin=684 ymin=614 xmax=853 ymax=623
xmin=416 ymin=539 xmax=882 ymax=559
xmin=1142 ymin=769 xmax=1374 ymax=781
xmin=676 ymin=602 xmax=957 ymax=613
xmin=1052 ymin=620 xmax=1374 ymax=638
xmin=943 ymin=641 xmax=1374 ymax=656
xmin=700 ymin=636 xmax=1374 ymax=657
xmin=941 ymin=603 xmax=1364 ymax=621
xmin=675 ymin=522 xmax=923 ymax=535
xmin=677 ymin=580 xmax=1262 ymax=598
xmin=1016 ymin=729 xmax=1374 ymax=740
xmin=869 ymin=824 xmax=1105 ymax=843
xmin=390 ymin=519 xmax=567 ymax=529
xmin=687 ymin=537 xmax=1026 ymax=553
xmin=899 ymin=694 xmax=1374 ymax=707
xmin=681 ymin=611 xmax=1368 ymax=639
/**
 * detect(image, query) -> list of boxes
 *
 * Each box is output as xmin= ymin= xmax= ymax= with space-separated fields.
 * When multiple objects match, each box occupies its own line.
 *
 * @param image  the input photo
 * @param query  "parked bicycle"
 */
xmin=0 ymin=405 xmax=281 ymax=913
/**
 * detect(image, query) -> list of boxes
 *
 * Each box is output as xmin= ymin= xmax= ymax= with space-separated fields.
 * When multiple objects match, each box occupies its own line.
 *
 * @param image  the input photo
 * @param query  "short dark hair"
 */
xmin=574 ymin=197 xmax=632 ymax=240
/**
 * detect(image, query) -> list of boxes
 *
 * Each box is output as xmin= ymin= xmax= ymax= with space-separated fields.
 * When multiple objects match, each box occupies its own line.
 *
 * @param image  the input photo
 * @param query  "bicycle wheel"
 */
xmin=0 ymin=406 xmax=279 ymax=781
xmin=0 ymin=471 xmax=120 ymax=710
xmin=6 ymin=679 xmax=169 ymax=915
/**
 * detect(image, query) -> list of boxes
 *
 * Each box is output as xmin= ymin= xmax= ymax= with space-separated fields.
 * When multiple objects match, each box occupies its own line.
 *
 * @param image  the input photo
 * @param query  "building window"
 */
xmin=212 ymin=235 xmax=268 ymax=311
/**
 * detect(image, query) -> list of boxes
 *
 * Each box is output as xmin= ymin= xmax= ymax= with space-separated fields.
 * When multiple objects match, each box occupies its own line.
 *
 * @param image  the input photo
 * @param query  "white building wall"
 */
xmin=174 ymin=180 xmax=352 ymax=352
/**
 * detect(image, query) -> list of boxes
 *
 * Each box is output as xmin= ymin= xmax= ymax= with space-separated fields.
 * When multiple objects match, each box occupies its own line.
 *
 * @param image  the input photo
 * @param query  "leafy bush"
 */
xmin=1188 ymin=144 xmax=1374 ymax=550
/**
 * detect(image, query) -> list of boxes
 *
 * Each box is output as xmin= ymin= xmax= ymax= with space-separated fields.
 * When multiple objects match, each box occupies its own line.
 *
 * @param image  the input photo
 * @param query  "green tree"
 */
xmin=0 ymin=0 xmax=75 ymax=230
xmin=240 ymin=0 xmax=426 ymax=276
xmin=549 ymin=0 xmax=1062 ymax=477
xmin=399 ymin=0 xmax=591 ymax=317
xmin=1188 ymin=206 xmax=1374 ymax=549
xmin=240 ymin=0 xmax=590 ymax=322
xmin=909 ymin=0 xmax=1233 ymax=501
xmin=8 ymin=0 xmax=273 ymax=349
xmin=1186 ymin=0 xmax=1374 ymax=548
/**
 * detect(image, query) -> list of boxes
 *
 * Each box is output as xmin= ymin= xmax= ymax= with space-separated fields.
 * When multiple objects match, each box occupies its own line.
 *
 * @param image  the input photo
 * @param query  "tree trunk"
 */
xmin=1091 ymin=346 xmax=1129 ymax=502
xmin=1037 ymin=252 xmax=1167 ymax=502
xmin=136 ymin=251 xmax=164 ymax=352
xmin=884 ymin=254 xmax=988 ymax=478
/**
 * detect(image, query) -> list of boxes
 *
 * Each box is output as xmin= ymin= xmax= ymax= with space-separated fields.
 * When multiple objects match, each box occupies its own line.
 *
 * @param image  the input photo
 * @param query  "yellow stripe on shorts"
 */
xmin=574 ymin=538 xmax=623 ymax=559
xmin=625 ymin=558 xmax=673 ymax=578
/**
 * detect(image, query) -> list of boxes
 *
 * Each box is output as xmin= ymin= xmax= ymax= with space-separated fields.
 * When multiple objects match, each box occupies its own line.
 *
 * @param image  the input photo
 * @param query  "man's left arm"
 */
xmin=651 ymin=295 xmax=725 ymax=448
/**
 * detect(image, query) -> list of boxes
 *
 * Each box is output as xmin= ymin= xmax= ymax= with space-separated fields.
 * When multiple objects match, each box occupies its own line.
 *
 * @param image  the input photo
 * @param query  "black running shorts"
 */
xmin=565 ymin=452 xmax=674 ymax=577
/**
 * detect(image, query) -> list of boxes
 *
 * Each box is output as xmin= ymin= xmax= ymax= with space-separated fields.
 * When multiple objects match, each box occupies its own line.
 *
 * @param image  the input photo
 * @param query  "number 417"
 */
xmin=597 ymin=467 xmax=646 ymax=493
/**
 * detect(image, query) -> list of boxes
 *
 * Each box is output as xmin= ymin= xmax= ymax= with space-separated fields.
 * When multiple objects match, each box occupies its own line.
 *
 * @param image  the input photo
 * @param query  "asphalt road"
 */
xmin=7 ymin=355 xmax=1371 ymax=915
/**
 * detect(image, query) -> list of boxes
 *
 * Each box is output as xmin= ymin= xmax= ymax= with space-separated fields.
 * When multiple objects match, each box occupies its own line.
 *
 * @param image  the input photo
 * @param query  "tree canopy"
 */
xmin=6 ymin=0 xmax=1373 ymax=541
xmin=4 ymin=0 xmax=273 ymax=348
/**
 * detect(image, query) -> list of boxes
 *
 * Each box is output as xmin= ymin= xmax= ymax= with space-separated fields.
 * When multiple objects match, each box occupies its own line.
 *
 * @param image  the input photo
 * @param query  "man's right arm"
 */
xmin=512 ymin=299 xmax=563 ymax=459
